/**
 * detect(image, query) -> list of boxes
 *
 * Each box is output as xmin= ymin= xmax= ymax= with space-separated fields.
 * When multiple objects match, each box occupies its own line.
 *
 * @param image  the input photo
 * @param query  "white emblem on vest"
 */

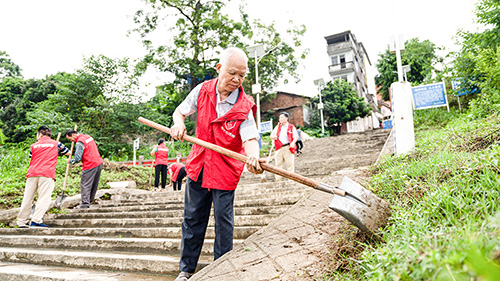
xmin=224 ymin=120 xmax=237 ymax=130
xmin=34 ymin=143 xmax=55 ymax=149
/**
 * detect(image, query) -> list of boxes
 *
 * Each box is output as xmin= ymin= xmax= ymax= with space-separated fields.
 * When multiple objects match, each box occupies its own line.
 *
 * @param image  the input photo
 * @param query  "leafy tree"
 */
xmin=453 ymin=0 xmax=500 ymax=94
xmin=0 ymin=77 xmax=55 ymax=142
xmin=375 ymin=38 xmax=438 ymax=100
xmin=309 ymin=80 xmax=371 ymax=134
xmin=452 ymin=0 xmax=500 ymax=118
xmin=22 ymin=56 xmax=146 ymax=156
xmin=0 ymin=51 xmax=22 ymax=79
xmin=242 ymin=20 xmax=308 ymax=93
xmin=81 ymin=55 xmax=141 ymax=103
xmin=132 ymin=0 xmax=307 ymax=97
xmin=133 ymin=0 xmax=251 ymax=91
xmin=0 ymin=77 xmax=23 ymax=110
xmin=147 ymin=83 xmax=195 ymax=132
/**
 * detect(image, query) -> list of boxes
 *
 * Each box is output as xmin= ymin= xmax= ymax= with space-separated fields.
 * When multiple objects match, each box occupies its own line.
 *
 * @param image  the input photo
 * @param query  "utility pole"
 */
xmin=313 ymin=78 xmax=326 ymax=138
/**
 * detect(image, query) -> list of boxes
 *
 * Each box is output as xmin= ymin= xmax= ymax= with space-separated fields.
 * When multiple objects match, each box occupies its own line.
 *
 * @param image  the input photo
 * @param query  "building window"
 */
xmin=340 ymin=55 xmax=346 ymax=69
xmin=331 ymin=56 xmax=338 ymax=65
xmin=331 ymin=54 xmax=346 ymax=68
xmin=341 ymin=75 xmax=348 ymax=81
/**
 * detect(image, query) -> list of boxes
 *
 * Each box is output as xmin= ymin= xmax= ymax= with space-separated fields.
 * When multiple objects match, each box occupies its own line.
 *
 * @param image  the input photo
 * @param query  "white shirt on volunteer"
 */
xmin=270 ymin=122 xmax=298 ymax=145
xmin=177 ymin=82 xmax=259 ymax=142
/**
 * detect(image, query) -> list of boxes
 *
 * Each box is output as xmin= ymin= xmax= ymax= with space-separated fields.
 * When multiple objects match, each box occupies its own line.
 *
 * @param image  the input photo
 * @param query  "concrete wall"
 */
xmin=346 ymin=113 xmax=380 ymax=133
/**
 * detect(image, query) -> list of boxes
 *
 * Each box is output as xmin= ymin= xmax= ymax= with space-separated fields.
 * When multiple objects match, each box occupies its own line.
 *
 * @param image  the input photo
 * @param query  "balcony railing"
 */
xmin=328 ymin=61 xmax=354 ymax=73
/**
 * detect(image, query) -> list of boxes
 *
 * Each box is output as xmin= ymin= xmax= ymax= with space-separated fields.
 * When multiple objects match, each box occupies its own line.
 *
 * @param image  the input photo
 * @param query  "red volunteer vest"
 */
xmin=26 ymin=136 xmax=59 ymax=180
xmin=76 ymin=134 xmax=103 ymax=171
xmin=274 ymin=123 xmax=296 ymax=154
xmin=169 ymin=163 xmax=185 ymax=182
xmin=186 ymin=79 xmax=256 ymax=190
xmin=155 ymin=143 xmax=169 ymax=166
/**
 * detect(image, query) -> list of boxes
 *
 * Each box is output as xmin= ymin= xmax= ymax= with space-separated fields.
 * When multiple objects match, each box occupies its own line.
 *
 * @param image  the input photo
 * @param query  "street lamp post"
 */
xmin=313 ymin=78 xmax=326 ymax=138
xmin=246 ymin=44 xmax=265 ymax=131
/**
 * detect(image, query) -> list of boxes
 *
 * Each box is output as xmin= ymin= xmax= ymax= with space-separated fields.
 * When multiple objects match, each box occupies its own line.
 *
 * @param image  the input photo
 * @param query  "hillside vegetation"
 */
xmin=327 ymin=109 xmax=500 ymax=280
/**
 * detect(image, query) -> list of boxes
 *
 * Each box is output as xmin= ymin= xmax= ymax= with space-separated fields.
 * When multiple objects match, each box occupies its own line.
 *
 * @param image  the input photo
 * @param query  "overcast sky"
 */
xmin=0 ymin=0 xmax=480 ymax=98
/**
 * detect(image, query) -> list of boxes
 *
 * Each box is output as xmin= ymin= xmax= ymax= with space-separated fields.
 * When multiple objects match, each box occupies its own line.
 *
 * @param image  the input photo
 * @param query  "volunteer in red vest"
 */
xmin=270 ymin=112 xmax=298 ymax=181
xmin=65 ymin=129 xmax=103 ymax=209
xmin=168 ymin=162 xmax=186 ymax=191
xmin=17 ymin=126 xmax=70 ymax=228
xmin=150 ymin=138 xmax=169 ymax=191
xmin=169 ymin=47 xmax=263 ymax=281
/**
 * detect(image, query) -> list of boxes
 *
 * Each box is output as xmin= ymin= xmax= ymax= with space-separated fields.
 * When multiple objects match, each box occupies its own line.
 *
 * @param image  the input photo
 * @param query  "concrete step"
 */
xmin=0 ymin=226 xmax=259 ymax=239
xmin=238 ymin=168 xmax=325 ymax=184
xmin=0 ymin=235 xmax=243 ymax=256
xmin=112 ymin=181 xmax=307 ymax=201
xmin=0 ymin=247 xmax=209 ymax=275
xmin=43 ymin=214 xmax=277 ymax=228
xmin=49 ymin=205 xmax=292 ymax=220
xmin=98 ymin=190 xmax=306 ymax=207
xmin=0 ymin=261 xmax=171 ymax=281
xmin=93 ymin=193 xmax=306 ymax=209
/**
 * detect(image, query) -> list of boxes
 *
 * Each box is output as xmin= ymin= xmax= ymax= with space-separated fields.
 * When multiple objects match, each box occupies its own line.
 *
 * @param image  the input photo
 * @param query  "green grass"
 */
xmin=327 ymin=112 xmax=500 ymax=280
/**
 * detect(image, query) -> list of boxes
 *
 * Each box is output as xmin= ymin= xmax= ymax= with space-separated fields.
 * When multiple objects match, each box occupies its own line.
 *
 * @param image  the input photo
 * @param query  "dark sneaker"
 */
xmin=30 ymin=222 xmax=49 ymax=228
xmin=174 ymin=271 xmax=192 ymax=281
xmin=17 ymin=223 xmax=29 ymax=228
xmin=74 ymin=205 xmax=90 ymax=209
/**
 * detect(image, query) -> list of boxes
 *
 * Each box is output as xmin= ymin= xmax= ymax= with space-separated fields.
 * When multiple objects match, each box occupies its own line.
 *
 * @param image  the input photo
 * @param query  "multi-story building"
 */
xmin=325 ymin=30 xmax=379 ymax=132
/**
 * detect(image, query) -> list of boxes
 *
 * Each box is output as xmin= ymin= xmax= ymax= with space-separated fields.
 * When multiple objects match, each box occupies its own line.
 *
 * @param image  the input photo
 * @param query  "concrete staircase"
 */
xmin=0 ymin=180 xmax=310 ymax=280
xmin=0 ymin=129 xmax=390 ymax=280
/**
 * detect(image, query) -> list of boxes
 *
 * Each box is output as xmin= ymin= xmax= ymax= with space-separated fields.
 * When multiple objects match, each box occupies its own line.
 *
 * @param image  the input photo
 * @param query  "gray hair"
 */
xmin=219 ymin=47 xmax=248 ymax=66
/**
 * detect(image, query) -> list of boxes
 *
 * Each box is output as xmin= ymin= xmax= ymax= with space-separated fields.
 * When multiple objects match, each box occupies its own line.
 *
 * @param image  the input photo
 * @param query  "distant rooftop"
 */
xmin=324 ymin=30 xmax=356 ymax=45
xmin=324 ymin=30 xmax=371 ymax=65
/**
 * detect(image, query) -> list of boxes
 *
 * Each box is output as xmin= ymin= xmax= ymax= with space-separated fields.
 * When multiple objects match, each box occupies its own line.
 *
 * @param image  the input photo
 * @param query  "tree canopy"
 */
xmin=132 ymin=0 xmax=307 ymax=96
xmin=452 ymin=0 xmax=500 ymax=118
xmin=0 ymin=51 xmax=22 ymax=79
xmin=375 ymin=38 xmax=438 ymax=100
xmin=309 ymin=80 xmax=371 ymax=135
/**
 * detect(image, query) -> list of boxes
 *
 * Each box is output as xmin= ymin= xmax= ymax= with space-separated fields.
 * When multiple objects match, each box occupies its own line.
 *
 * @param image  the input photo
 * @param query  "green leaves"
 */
xmin=131 ymin=0 xmax=307 ymax=97
xmin=375 ymin=38 xmax=438 ymax=100
xmin=453 ymin=0 xmax=500 ymax=118
xmin=0 ymin=50 xmax=22 ymax=79
xmin=309 ymin=80 xmax=371 ymax=134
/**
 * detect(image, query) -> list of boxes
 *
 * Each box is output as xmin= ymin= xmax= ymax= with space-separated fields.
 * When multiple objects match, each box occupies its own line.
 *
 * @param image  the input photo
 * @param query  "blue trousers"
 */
xmin=179 ymin=169 xmax=235 ymax=273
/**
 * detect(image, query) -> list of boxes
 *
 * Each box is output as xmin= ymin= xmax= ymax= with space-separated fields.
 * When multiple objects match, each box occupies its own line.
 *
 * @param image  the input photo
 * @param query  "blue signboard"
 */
xmin=452 ymin=78 xmax=478 ymax=97
xmin=259 ymin=120 xmax=273 ymax=134
xmin=411 ymin=82 xmax=448 ymax=110
xmin=451 ymin=79 xmax=465 ymax=96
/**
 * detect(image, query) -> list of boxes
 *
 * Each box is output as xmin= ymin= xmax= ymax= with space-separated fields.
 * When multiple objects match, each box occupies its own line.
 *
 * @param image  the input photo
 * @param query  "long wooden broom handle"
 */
xmin=138 ymin=117 xmax=345 ymax=196
xmin=62 ymin=124 xmax=77 ymax=192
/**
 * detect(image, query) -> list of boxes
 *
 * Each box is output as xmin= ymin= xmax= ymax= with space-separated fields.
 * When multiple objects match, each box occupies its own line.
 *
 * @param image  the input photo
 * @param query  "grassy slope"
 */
xmin=326 ymin=110 xmax=500 ymax=280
